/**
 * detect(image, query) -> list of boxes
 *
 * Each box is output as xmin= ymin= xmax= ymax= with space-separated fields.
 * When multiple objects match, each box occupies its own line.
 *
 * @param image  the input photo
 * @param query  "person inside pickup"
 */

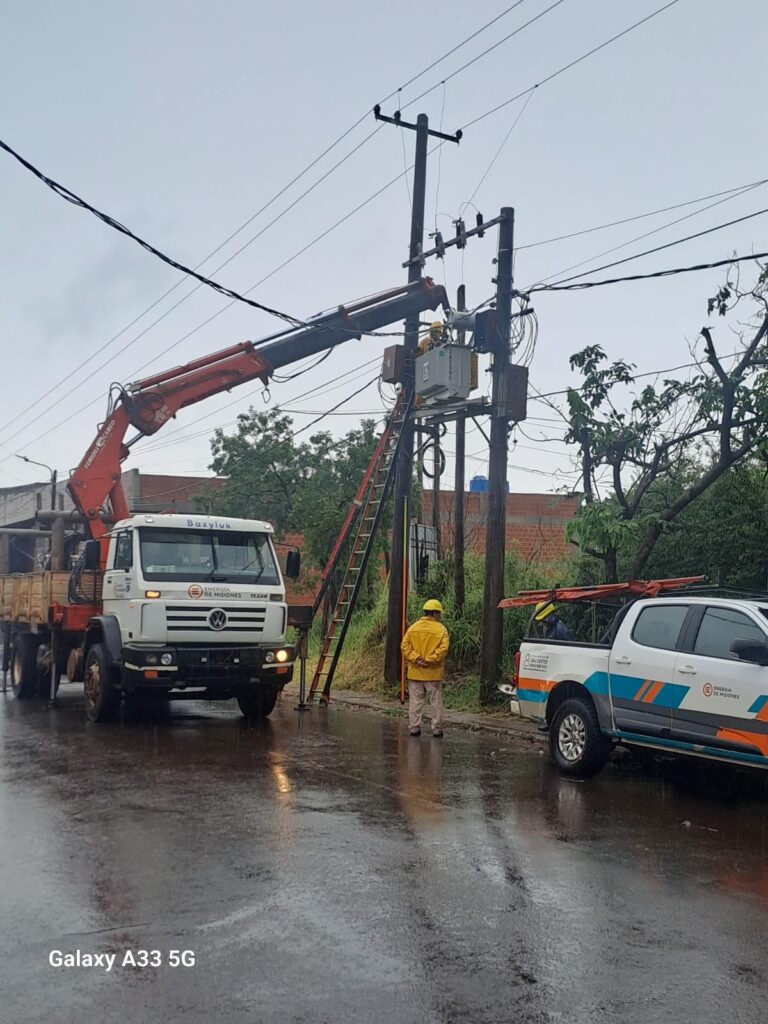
xmin=534 ymin=601 xmax=574 ymax=641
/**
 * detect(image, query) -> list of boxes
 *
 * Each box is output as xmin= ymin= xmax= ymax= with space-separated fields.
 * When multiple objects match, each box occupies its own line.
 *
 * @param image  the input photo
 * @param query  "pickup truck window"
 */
xmin=693 ymin=607 xmax=766 ymax=660
xmin=632 ymin=605 xmax=688 ymax=651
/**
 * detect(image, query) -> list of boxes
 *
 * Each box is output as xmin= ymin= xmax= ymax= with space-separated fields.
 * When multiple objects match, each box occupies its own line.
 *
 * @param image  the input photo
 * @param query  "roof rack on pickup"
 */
xmin=498 ymin=576 xmax=705 ymax=608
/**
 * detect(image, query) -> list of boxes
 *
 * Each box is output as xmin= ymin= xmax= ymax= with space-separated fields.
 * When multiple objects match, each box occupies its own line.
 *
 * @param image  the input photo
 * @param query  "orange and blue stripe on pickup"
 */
xmin=610 ymin=673 xmax=689 ymax=708
xmin=517 ymin=671 xmax=689 ymax=708
xmin=516 ymin=676 xmax=557 ymax=704
xmin=748 ymin=695 xmax=768 ymax=721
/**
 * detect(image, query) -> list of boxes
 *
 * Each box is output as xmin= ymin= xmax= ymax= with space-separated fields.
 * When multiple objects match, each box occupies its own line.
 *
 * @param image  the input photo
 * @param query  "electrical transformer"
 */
xmin=414 ymin=344 xmax=475 ymax=405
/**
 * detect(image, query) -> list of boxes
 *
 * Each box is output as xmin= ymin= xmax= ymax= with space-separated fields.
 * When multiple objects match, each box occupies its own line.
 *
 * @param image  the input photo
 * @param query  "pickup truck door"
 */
xmin=609 ymin=603 xmax=690 ymax=737
xmin=671 ymin=605 xmax=768 ymax=759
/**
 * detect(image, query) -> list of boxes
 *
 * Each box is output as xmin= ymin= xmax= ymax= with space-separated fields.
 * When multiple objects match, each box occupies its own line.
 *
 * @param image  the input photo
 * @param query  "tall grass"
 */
xmin=317 ymin=550 xmax=574 ymax=708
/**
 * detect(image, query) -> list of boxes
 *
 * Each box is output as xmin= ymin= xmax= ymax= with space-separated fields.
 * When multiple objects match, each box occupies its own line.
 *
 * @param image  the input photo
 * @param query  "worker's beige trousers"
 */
xmin=408 ymin=680 xmax=444 ymax=733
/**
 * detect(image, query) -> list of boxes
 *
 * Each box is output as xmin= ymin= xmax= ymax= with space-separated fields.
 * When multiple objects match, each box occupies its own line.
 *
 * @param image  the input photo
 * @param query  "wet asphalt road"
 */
xmin=1 ymin=688 xmax=768 ymax=1024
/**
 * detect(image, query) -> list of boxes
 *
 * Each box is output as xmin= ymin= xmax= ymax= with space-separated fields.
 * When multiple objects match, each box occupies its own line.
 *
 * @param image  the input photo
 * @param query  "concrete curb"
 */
xmin=287 ymin=683 xmax=541 ymax=742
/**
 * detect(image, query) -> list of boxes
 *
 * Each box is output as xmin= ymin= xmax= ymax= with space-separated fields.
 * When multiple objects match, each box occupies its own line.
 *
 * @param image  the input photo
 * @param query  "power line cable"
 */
xmin=536 ymin=201 xmax=768 ymax=287
xmin=5 ymin=0 xmax=568 ymax=434
xmin=460 ymin=0 xmax=683 ymax=131
xmin=460 ymin=88 xmax=536 ymax=215
xmin=0 ymin=3 xmax=656 ymax=460
xmin=0 ymin=2 xmax=681 ymax=468
xmin=528 ymin=249 xmax=768 ymax=294
xmin=516 ymin=177 xmax=768 ymax=251
xmin=402 ymin=0 xmax=569 ymax=114
xmin=529 ymin=348 xmax=755 ymax=402
xmin=142 ymin=377 xmax=385 ymax=498
xmin=395 ymin=1 xmax=531 ymax=96
xmin=0 ymin=4 xmax=536 ymax=440
xmin=135 ymin=358 xmax=383 ymax=456
xmin=0 ymin=138 xmax=322 ymax=329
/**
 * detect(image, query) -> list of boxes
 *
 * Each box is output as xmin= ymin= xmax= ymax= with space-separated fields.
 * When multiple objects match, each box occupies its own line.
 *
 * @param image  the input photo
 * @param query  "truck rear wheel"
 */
xmin=84 ymin=643 xmax=121 ymax=723
xmin=237 ymin=685 xmax=279 ymax=720
xmin=10 ymin=633 xmax=40 ymax=700
xmin=550 ymin=697 xmax=612 ymax=777
xmin=35 ymin=643 xmax=61 ymax=699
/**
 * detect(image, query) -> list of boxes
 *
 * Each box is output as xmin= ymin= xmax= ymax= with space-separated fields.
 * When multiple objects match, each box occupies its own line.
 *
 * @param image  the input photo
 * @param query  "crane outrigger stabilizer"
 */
xmin=68 ymin=278 xmax=448 ymax=546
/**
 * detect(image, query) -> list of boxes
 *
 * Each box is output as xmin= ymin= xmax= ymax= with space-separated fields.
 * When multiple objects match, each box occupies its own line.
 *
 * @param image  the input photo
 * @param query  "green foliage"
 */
xmin=563 ymin=269 xmax=768 ymax=582
xmin=329 ymin=552 xmax=575 ymax=708
xmin=565 ymin=500 xmax=638 ymax=552
xmin=642 ymin=462 xmax=768 ymax=589
xmin=207 ymin=407 xmax=385 ymax=572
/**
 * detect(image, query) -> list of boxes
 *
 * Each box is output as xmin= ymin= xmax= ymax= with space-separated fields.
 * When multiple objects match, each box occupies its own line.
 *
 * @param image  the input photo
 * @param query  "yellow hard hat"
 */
xmin=534 ymin=600 xmax=556 ymax=622
xmin=423 ymin=599 xmax=444 ymax=614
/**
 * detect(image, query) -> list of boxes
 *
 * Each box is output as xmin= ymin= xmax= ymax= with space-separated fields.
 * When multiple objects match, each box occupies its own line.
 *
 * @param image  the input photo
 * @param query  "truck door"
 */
xmin=609 ymin=602 xmax=689 ymax=737
xmin=102 ymin=529 xmax=134 ymax=605
xmin=672 ymin=605 xmax=768 ymax=759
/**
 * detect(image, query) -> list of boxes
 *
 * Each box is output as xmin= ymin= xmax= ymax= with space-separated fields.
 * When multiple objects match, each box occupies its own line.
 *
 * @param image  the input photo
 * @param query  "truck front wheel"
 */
xmin=84 ymin=643 xmax=121 ymax=723
xmin=550 ymin=697 xmax=612 ymax=777
xmin=237 ymin=685 xmax=279 ymax=721
xmin=10 ymin=634 xmax=40 ymax=700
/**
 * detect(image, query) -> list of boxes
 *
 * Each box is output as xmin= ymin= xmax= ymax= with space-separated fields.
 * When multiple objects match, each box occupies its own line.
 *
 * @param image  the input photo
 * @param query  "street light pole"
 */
xmin=17 ymin=455 xmax=57 ymax=510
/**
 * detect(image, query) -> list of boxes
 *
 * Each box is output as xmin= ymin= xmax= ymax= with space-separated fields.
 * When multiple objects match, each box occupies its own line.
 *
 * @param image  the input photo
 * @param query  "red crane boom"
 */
xmin=68 ymin=279 xmax=447 ymax=543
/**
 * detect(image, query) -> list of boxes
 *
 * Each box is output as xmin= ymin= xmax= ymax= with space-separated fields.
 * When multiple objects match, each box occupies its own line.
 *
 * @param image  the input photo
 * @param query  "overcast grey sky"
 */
xmin=1 ymin=0 xmax=766 ymax=495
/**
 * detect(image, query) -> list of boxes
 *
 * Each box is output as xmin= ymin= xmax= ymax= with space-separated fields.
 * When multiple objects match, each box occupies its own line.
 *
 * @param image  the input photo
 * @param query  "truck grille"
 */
xmin=165 ymin=604 xmax=267 ymax=634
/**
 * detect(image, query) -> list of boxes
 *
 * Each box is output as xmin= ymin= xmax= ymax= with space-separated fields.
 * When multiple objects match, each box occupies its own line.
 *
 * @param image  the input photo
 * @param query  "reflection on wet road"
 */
xmin=1 ymin=688 xmax=767 ymax=1023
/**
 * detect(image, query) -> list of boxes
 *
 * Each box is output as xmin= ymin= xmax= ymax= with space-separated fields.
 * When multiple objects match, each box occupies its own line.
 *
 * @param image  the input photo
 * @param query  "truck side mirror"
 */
xmin=83 ymin=540 xmax=101 ymax=571
xmin=730 ymin=638 xmax=768 ymax=665
xmin=285 ymin=550 xmax=301 ymax=580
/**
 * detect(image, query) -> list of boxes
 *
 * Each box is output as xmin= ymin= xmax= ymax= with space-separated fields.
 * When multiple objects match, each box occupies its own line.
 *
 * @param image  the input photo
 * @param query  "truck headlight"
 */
xmin=146 ymin=654 xmax=158 ymax=665
xmin=160 ymin=653 xmax=173 ymax=666
xmin=265 ymin=651 xmax=275 ymax=663
xmin=276 ymin=649 xmax=289 ymax=663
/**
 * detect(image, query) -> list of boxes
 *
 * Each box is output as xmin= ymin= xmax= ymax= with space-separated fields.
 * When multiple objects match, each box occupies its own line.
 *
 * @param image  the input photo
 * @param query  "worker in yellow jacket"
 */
xmin=401 ymin=599 xmax=450 ymax=737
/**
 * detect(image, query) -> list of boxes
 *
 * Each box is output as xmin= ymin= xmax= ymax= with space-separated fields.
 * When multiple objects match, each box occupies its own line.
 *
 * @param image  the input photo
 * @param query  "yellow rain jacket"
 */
xmin=401 ymin=615 xmax=450 ymax=681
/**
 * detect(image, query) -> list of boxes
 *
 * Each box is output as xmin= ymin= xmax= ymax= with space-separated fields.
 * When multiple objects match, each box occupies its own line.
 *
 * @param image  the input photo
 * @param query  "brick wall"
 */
xmin=422 ymin=490 xmax=580 ymax=563
xmin=136 ymin=473 xmax=224 ymax=512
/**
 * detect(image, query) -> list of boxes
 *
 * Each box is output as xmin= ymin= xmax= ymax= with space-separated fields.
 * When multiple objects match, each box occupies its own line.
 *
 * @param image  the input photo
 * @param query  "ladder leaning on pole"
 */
xmin=308 ymin=390 xmax=412 ymax=705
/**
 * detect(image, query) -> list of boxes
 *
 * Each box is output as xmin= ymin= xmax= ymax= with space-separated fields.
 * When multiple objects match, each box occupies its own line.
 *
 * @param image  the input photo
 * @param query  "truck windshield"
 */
xmin=139 ymin=528 xmax=280 ymax=585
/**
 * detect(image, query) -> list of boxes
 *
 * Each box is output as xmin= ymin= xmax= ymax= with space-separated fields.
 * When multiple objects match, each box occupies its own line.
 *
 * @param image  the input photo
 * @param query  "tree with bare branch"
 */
xmin=564 ymin=266 xmax=768 ymax=582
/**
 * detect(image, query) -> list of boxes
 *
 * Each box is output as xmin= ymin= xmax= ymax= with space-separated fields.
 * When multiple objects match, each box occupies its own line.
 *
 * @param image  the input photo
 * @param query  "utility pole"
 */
xmin=384 ymin=112 xmax=427 ymax=683
xmin=454 ymin=284 xmax=467 ymax=617
xmin=431 ymin=426 xmax=441 ymax=560
xmin=375 ymin=106 xmax=461 ymax=683
xmin=479 ymin=208 xmax=515 ymax=701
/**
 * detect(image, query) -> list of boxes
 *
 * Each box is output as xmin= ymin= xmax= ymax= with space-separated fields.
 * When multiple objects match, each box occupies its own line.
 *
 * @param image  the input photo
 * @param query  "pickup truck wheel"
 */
xmin=237 ymin=685 xmax=279 ymax=720
xmin=84 ymin=643 xmax=121 ymax=723
xmin=10 ymin=634 xmax=40 ymax=700
xmin=550 ymin=698 xmax=612 ymax=777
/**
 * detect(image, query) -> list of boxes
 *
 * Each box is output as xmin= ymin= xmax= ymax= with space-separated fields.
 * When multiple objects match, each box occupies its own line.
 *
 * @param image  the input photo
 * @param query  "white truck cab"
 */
xmin=83 ymin=513 xmax=296 ymax=722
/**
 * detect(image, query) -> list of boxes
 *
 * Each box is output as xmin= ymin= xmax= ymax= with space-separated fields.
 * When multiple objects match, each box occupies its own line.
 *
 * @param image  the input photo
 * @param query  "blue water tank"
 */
xmin=469 ymin=475 xmax=510 ymax=493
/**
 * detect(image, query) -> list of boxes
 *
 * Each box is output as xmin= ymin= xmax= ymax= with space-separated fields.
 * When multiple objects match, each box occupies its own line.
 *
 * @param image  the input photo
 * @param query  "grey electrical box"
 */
xmin=381 ymin=344 xmax=405 ymax=385
xmin=499 ymin=364 xmax=528 ymax=422
xmin=415 ymin=344 xmax=473 ymax=405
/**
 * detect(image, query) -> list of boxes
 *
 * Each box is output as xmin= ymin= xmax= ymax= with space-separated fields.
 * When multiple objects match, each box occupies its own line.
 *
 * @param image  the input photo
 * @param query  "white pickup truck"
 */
xmin=509 ymin=596 xmax=768 ymax=776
